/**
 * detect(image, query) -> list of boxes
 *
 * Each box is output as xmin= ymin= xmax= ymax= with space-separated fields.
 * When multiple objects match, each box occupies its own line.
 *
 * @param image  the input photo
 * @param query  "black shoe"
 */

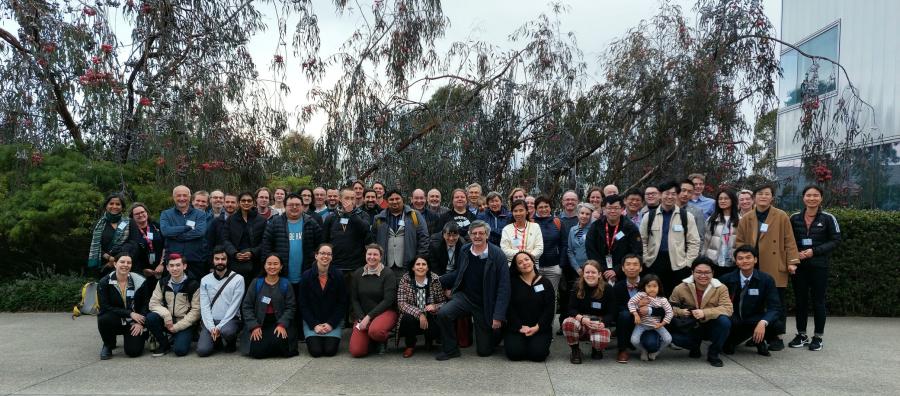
xmin=768 ymin=339 xmax=784 ymax=351
xmin=689 ymin=348 xmax=702 ymax=358
xmin=809 ymin=336 xmax=823 ymax=351
xmin=435 ymin=350 xmax=461 ymax=361
xmin=708 ymin=356 xmax=724 ymax=367
xmin=556 ymin=329 xmax=563 ymax=336
xmin=591 ymin=348 xmax=603 ymax=360
xmin=224 ymin=341 xmax=237 ymax=353
xmin=757 ymin=341 xmax=771 ymax=356
xmin=788 ymin=334 xmax=810 ymax=348
xmin=744 ymin=339 xmax=757 ymax=347
xmin=152 ymin=347 xmax=170 ymax=357
xmin=569 ymin=346 xmax=583 ymax=364
xmin=100 ymin=345 xmax=112 ymax=360
xmin=723 ymin=343 xmax=735 ymax=355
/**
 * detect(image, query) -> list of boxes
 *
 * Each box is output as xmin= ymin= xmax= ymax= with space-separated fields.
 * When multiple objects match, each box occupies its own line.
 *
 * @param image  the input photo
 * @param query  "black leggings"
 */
xmin=248 ymin=316 xmax=291 ymax=359
xmin=306 ymin=336 xmax=340 ymax=357
xmin=503 ymin=331 xmax=551 ymax=362
xmin=97 ymin=313 xmax=145 ymax=357
xmin=793 ymin=265 xmax=828 ymax=336
xmin=397 ymin=313 xmax=439 ymax=347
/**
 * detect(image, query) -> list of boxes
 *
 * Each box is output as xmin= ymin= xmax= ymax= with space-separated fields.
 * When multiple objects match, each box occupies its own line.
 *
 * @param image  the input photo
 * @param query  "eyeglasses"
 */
xmin=239 ymin=199 xmax=253 ymax=203
xmin=286 ymin=204 xmax=303 ymax=208
xmin=317 ymin=252 xmax=333 ymax=256
xmin=693 ymin=271 xmax=713 ymax=276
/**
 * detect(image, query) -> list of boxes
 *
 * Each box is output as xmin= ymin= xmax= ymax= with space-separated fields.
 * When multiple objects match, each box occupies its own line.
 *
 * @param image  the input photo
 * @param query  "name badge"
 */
xmin=126 ymin=289 xmax=135 ymax=298
xmin=147 ymin=232 xmax=154 ymax=239
xmin=591 ymin=301 xmax=602 ymax=309
xmin=533 ymin=284 xmax=545 ymax=292
xmin=512 ymin=237 xmax=521 ymax=246
xmin=186 ymin=220 xmax=196 ymax=228
xmin=801 ymin=238 xmax=813 ymax=246
xmin=605 ymin=256 xmax=613 ymax=269
xmin=340 ymin=218 xmax=349 ymax=225
xmin=748 ymin=289 xmax=759 ymax=296
xmin=398 ymin=219 xmax=405 ymax=227
xmin=148 ymin=253 xmax=156 ymax=264
xmin=759 ymin=223 xmax=769 ymax=233
xmin=261 ymin=296 xmax=272 ymax=305
xmin=117 ymin=222 xmax=127 ymax=230
xmin=615 ymin=231 xmax=625 ymax=240
xmin=673 ymin=224 xmax=684 ymax=232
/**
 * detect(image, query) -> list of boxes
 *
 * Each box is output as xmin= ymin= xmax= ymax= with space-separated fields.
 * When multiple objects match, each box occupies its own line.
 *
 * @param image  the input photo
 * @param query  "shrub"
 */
xmin=0 ymin=271 xmax=88 ymax=312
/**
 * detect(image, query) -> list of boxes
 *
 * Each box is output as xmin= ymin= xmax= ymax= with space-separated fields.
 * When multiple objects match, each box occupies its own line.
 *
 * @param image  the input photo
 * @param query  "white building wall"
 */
xmin=776 ymin=0 xmax=900 ymax=160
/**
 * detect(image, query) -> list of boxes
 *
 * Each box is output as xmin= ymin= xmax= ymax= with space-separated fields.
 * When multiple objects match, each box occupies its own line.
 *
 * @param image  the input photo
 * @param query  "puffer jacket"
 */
xmin=789 ymin=209 xmax=841 ymax=268
xmin=703 ymin=216 xmax=738 ymax=268
xmin=148 ymin=274 xmax=201 ymax=332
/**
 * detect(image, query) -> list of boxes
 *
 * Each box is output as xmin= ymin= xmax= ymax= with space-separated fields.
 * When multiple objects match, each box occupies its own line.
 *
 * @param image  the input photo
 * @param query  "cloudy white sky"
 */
xmin=245 ymin=0 xmax=782 ymax=138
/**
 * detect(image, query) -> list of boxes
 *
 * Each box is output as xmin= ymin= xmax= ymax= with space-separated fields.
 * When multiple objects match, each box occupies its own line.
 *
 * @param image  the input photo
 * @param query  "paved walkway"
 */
xmin=0 ymin=313 xmax=897 ymax=395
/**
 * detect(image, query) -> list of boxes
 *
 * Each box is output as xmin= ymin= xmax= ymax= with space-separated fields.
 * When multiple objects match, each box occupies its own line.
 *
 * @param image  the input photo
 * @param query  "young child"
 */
xmin=627 ymin=275 xmax=674 ymax=361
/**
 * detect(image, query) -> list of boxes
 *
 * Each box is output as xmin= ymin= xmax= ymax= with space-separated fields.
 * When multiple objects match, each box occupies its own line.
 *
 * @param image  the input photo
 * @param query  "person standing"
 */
xmin=160 ymin=185 xmax=209 ymax=281
xmin=788 ymin=185 xmax=840 ymax=351
xmin=426 ymin=188 xmax=450 ymax=235
xmin=477 ymin=191 xmax=511 ymax=246
xmin=566 ymin=203 xmax=595 ymax=274
xmin=734 ymin=184 xmax=800 ymax=351
xmin=531 ymin=196 xmax=565 ymax=302
xmin=324 ymin=187 xmax=374 ymax=284
xmin=639 ymin=181 xmax=701 ymax=296
xmin=586 ymin=195 xmax=642 ymax=285
xmin=500 ymin=200 xmax=544 ymax=263
xmin=373 ymin=189 xmax=430 ymax=275
xmin=261 ymin=193 xmax=323 ymax=286
xmin=687 ymin=173 xmax=715 ymax=220
xmin=127 ymin=203 xmax=165 ymax=281
xmin=703 ymin=189 xmax=740 ymax=278
xmin=88 ymin=194 xmax=132 ymax=278
xmin=223 ymin=192 xmax=268 ymax=280
xmin=254 ymin=187 xmax=273 ymax=220
xmin=372 ymin=181 xmax=388 ymax=209
xmin=439 ymin=189 xmax=478 ymax=242
xmin=623 ymin=189 xmax=645 ymax=226
xmin=678 ymin=179 xmax=707 ymax=249
xmin=197 ymin=246 xmax=245 ymax=357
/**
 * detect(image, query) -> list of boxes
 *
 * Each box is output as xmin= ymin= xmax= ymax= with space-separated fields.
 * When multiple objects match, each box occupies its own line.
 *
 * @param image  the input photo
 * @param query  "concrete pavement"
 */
xmin=0 ymin=313 xmax=897 ymax=395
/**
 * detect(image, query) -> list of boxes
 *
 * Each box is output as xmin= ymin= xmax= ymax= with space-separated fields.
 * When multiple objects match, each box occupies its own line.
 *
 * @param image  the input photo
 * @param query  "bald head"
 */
xmin=427 ymin=188 xmax=442 ymax=208
xmin=603 ymin=184 xmax=619 ymax=197
xmin=411 ymin=189 xmax=426 ymax=210
xmin=173 ymin=185 xmax=191 ymax=211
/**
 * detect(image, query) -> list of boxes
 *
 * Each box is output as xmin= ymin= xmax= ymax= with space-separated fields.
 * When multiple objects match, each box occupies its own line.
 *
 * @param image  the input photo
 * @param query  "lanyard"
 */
xmin=605 ymin=221 xmax=620 ymax=252
xmin=515 ymin=223 xmax=528 ymax=250
xmin=139 ymin=224 xmax=154 ymax=251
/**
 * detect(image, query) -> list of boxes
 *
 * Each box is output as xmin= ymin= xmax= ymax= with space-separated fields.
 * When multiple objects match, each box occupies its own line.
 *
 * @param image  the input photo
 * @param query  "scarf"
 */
xmin=87 ymin=213 xmax=130 ymax=268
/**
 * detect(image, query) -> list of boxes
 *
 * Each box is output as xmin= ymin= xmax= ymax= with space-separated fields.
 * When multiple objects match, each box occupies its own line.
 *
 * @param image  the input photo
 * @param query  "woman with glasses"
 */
xmin=127 ymin=202 xmax=165 ymax=282
xmin=298 ymin=244 xmax=347 ymax=357
xmin=668 ymin=257 xmax=734 ymax=367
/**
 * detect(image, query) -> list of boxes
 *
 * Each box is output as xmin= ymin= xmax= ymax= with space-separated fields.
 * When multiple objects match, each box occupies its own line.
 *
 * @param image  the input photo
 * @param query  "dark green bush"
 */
xmin=0 ymin=271 xmax=88 ymax=312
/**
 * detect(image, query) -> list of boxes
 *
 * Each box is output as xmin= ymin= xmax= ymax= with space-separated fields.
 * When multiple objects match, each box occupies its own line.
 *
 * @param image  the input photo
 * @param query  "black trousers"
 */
xmin=398 ymin=313 xmax=439 ymax=347
xmin=503 ymin=330 xmax=551 ymax=362
xmin=647 ymin=254 xmax=690 ymax=298
xmin=248 ymin=316 xmax=292 ymax=359
xmin=306 ymin=336 xmax=340 ymax=357
xmin=771 ymin=287 xmax=787 ymax=338
xmin=558 ymin=265 xmax=577 ymax=326
xmin=436 ymin=293 xmax=496 ymax=357
xmin=793 ymin=265 xmax=828 ymax=336
xmin=97 ymin=313 xmax=145 ymax=357
xmin=726 ymin=319 xmax=779 ymax=348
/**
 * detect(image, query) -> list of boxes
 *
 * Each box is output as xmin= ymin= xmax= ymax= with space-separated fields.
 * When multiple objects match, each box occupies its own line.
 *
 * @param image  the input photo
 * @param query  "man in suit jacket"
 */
xmin=720 ymin=245 xmax=782 ymax=356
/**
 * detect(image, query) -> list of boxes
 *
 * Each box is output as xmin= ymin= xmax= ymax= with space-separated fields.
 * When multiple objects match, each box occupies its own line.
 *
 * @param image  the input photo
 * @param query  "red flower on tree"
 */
xmin=83 ymin=7 xmax=97 ymax=16
xmin=101 ymin=44 xmax=113 ymax=54
xmin=139 ymin=97 xmax=152 ymax=106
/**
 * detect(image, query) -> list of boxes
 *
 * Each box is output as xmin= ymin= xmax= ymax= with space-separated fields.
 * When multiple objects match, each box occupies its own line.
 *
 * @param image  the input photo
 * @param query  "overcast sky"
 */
xmin=244 ymin=0 xmax=781 ymax=137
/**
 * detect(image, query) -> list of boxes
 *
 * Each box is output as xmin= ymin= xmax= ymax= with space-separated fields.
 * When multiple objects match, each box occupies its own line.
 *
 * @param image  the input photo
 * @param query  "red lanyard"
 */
xmin=605 ymin=221 xmax=620 ymax=252
xmin=139 ymin=225 xmax=154 ymax=251
xmin=515 ymin=223 xmax=528 ymax=250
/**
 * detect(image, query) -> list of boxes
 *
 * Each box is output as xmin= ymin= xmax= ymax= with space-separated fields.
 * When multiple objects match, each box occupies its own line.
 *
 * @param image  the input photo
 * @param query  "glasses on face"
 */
xmin=239 ymin=199 xmax=253 ymax=203
xmin=132 ymin=210 xmax=147 ymax=216
xmin=317 ymin=252 xmax=333 ymax=256
xmin=693 ymin=271 xmax=713 ymax=276
xmin=286 ymin=203 xmax=303 ymax=208
xmin=301 ymin=194 xmax=311 ymax=198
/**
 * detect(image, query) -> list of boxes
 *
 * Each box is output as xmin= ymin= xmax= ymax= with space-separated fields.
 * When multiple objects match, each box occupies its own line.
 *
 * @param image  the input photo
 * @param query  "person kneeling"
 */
xmin=504 ymin=252 xmax=554 ymax=362
xmin=241 ymin=255 xmax=298 ymax=358
xmin=562 ymin=260 xmax=615 ymax=364
xmin=97 ymin=253 xmax=150 ymax=359
xmin=197 ymin=246 xmax=245 ymax=357
xmin=147 ymin=254 xmax=200 ymax=357
xmin=298 ymin=244 xmax=347 ymax=358
xmin=720 ymin=246 xmax=781 ymax=356
xmin=396 ymin=256 xmax=447 ymax=358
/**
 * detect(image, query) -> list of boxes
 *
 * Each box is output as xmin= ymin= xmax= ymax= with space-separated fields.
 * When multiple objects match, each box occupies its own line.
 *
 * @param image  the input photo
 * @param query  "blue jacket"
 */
xmin=440 ymin=243 xmax=510 ymax=325
xmin=719 ymin=269 xmax=781 ymax=324
xmin=477 ymin=208 xmax=511 ymax=246
xmin=160 ymin=206 xmax=210 ymax=264
xmin=533 ymin=215 xmax=567 ymax=268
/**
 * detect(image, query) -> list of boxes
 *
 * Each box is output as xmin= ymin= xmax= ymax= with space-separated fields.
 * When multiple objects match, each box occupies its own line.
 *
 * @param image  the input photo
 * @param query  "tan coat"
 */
xmin=640 ymin=205 xmax=701 ymax=271
xmin=669 ymin=276 xmax=733 ymax=322
xmin=149 ymin=278 xmax=201 ymax=332
xmin=734 ymin=207 xmax=800 ymax=287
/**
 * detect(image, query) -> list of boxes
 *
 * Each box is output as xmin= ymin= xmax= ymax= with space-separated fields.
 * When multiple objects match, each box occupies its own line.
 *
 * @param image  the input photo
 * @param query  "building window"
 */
xmin=779 ymin=24 xmax=840 ymax=108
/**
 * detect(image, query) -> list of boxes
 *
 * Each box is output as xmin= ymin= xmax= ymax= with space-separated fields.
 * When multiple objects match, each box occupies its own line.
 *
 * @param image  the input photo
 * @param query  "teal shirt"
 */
xmin=288 ymin=219 xmax=304 ymax=284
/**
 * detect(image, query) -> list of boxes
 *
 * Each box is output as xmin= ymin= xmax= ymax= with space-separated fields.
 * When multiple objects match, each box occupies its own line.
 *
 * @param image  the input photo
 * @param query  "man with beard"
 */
xmin=197 ymin=246 xmax=245 ymax=357
xmin=361 ymin=189 xmax=381 ymax=225
xmin=326 ymin=188 xmax=340 ymax=210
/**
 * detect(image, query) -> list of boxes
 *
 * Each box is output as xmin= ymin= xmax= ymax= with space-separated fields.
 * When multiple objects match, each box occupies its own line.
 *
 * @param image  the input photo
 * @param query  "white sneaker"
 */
xmin=648 ymin=352 xmax=658 ymax=361
xmin=640 ymin=350 xmax=649 ymax=361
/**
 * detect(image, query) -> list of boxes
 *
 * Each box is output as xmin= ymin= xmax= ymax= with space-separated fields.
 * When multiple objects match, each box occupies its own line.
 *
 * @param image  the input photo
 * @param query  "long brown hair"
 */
xmin=575 ymin=260 xmax=605 ymax=300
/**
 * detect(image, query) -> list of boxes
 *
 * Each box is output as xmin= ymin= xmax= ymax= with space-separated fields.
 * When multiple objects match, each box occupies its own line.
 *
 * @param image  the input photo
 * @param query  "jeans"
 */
xmin=670 ymin=315 xmax=731 ymax=359
xmin=436 ymin=293 xmax=496 ymax=357
xmin=617 ymin=310 xmax=661 ymax=353
xmin=146 ymin=312 xmax=194 ymax=356
xmin=631 ymin=324 xmax=672 ymax=354
xmin=793 ymin=265 xmax=828 ymax=336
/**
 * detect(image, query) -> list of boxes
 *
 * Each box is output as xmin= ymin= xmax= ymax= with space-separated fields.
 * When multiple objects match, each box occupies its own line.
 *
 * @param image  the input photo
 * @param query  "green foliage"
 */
xmin=267 ymin=175 xmax=314 ymax=192
xmin=0 ymin=271 xmax=88 ymax=312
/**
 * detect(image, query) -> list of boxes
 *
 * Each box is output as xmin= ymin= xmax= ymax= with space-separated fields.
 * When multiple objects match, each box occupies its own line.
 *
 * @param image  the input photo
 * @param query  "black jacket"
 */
xmin=223 ymin=210 xmax=268 ymax=264
xmin=506 ymin=276 xmax=555 ymax=335
xmin=98 ymin=272 xmax=151 ymax=318
xmin=585 ymin=217 xmax=642 ymax=276
xmin=322 ymin=209 xmax=373 ymax=271
xmin=126 ymin=221 xmax=165 ymax=275
xmin=789 ymin=209 xmax=841 ymax=268
xmin=297 ymin=266 xmax=348 ymax=330
xmin=719 ymin=269 xmax=781 ymax=324
xmin=428 ymin=233 xmax=462 ymax=276
xmin=566 ymin=284 xmax=616 ymax=326
xmin=438 ymin=209 xmax=477 ymax=242
xmin=261 ymin=213 xmax=323 ymax=275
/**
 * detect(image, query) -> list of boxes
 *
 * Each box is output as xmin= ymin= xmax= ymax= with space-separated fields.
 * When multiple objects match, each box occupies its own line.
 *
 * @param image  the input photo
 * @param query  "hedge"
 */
xmin=0 ymin=272 xmax=88 ymax=312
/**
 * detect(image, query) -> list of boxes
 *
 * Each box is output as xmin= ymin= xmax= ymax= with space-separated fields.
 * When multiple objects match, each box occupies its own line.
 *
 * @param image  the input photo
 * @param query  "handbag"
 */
xmin=668 ymin=302 xmax=698 ymax=332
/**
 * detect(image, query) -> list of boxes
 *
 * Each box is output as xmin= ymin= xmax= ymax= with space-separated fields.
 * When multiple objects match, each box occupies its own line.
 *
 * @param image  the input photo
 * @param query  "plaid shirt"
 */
xmin=396 ymin=272 xmax=447 ymax=318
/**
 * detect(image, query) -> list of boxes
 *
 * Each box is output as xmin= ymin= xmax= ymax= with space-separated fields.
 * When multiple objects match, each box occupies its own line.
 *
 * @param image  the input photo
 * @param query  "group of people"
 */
xmin=91 ymin=175 xmax=840 ymax=367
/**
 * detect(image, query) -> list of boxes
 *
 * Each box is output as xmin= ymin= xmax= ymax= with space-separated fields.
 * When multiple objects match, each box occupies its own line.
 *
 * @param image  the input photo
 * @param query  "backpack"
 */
xmin=255 ymin=277 xmax=290 ymax=296
xmin=553 ymin=217 xmax=561 ymax=231
xmin=72 ymin=281 xmax=99 ymax=319
xmin=375 ymin=210 xmax=419 ymax=229
xmin=646 ymin=207 xmax=689 ymax=253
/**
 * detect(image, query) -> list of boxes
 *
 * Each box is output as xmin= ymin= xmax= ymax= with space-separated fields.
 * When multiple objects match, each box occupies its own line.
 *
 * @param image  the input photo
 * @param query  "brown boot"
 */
xmin=569 ymin=345 xmax=583 ymax=364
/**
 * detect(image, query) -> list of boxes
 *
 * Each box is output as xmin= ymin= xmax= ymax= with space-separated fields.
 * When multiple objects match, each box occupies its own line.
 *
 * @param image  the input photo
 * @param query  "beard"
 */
xmin=214 ymin=264 xmax=227 ymax=272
